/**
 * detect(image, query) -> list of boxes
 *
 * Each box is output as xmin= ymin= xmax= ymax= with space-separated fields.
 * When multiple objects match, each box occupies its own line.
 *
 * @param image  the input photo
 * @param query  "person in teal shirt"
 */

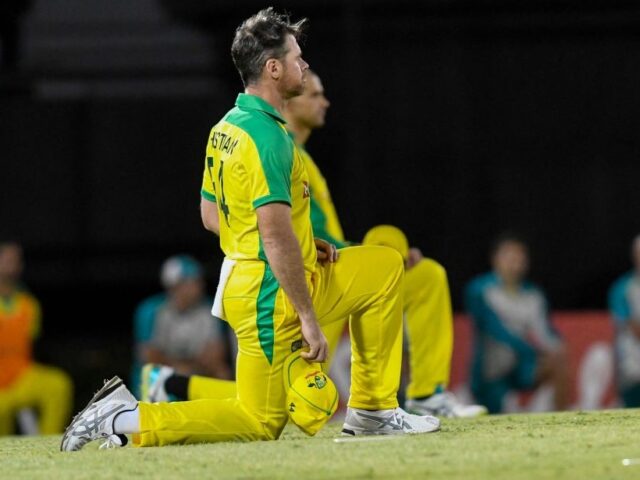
xmin=608 ymin=235 xmax=640 ymax=407
xmin=465 ymin=233 xmax=569 ymax=413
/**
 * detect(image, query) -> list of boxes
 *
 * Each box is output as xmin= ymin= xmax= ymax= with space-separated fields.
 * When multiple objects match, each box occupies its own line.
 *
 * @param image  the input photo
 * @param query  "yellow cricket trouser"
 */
xmin=135 ymin=246 xmax=404 ymax=446
xmin=188 ymin=375 xmax=237 ymax=400
xmin=404 ymin=258 xmax=453 ymax=399
xmin=0 ymin=363 xmax=73 ymax=435
xmin=324 ymin=258 xmax=454 ymax=399
xmin=187 ymin=257 xmax=454 ymax=403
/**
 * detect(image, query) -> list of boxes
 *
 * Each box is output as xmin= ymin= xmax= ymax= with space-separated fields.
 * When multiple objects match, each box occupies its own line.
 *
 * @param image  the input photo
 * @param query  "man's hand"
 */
xmin=300 ymin=318 xmax=328 ymax=362
xmin=315 ymin=238 xmax=338 ymax=264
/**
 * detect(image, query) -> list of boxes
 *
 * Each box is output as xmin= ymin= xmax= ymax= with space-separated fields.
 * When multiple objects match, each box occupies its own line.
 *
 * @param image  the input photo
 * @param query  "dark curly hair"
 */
xmin=231 ymin=7 xmax=307 ymax=87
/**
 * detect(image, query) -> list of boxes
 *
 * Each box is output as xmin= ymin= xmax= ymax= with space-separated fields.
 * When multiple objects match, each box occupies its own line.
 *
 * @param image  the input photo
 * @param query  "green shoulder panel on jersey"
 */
xmin=224 ymin=107 xmax=294 ymax=208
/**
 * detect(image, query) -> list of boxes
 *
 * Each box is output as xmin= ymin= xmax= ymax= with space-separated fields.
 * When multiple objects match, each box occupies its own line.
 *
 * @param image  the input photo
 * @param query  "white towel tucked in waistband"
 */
xmin=211 ymin=258 xmax=236 ymax=321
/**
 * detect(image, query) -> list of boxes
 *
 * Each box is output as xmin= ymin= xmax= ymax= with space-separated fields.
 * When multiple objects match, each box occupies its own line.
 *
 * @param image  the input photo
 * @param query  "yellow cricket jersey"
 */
xmin=298 ymin=146 xmax=347 ymax=249
xmin=201 ymin=94 xmax=317 ymax=272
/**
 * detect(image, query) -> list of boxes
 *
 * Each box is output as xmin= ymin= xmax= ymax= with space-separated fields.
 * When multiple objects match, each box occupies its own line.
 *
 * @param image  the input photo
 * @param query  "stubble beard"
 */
xmin=280 ymin=64 xmax=305 ymax=99
xmin=283 ymin=80 xmax=305 ymax=99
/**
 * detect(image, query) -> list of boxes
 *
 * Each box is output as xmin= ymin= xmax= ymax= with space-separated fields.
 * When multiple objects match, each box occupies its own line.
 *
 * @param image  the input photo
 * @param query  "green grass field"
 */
xmin=2 ymin=410 xmax=640 ymax=479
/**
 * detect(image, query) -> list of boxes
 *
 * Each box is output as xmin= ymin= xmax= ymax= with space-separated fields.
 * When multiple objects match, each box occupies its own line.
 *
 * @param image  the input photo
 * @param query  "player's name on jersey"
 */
xmin=211 ymin=132 xmax=239 ymax=155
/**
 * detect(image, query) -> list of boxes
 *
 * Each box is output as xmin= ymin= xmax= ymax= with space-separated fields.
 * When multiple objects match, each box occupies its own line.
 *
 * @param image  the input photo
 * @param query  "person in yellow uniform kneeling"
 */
xmin=61 ymin=8 xmax=441 ymax=452
xmin=142 ymin=70 xmax=486 ymax=419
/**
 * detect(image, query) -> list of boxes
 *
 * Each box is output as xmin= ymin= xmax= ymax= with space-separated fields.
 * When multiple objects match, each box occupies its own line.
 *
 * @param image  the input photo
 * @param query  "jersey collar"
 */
xmin=236 ymin=93 xmax=287 ymax=124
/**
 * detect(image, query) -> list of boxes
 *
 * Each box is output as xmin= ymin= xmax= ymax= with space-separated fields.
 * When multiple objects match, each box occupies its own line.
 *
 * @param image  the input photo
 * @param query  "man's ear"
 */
xmin=265 ymin=58 xmax=282 ymax=80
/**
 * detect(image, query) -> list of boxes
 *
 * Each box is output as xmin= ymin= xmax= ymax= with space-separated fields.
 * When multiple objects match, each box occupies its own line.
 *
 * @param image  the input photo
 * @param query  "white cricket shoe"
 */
xmin=405 ymin=392 xmax=488 ymax=418
xmin=60 ymin=376 xmax=137 ymax=452
xmin=140 ymin=363 xmax=175 ymax=402
xmin=341 ymin=407 xmax=440 ymax=436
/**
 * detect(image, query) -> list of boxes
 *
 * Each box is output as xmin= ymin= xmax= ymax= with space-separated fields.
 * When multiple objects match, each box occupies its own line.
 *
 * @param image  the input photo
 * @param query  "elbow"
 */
xmin=200 ymin=197 xmax=220 ymax=235
xmin=208 ymin=224 xmax=220 ymax=236
xmin=201 ymin=214 xmax=219 ymax=235
xmin=202 ymin=219 xmax=216 ymax=233
xmin=261 ymin=233 xmax=289 ymax=254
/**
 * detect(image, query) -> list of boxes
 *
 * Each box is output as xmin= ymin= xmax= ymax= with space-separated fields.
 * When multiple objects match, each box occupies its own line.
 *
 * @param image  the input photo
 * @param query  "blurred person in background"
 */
xmin=132 ymin=254 xmax=231 ymax=398
xmin=608 ymin=235 xmax=640 ymax=407
xmin=0 ymin=240 xmax=72 ymax=434
xmin=465 ymin=233 xmax=569 ymax=413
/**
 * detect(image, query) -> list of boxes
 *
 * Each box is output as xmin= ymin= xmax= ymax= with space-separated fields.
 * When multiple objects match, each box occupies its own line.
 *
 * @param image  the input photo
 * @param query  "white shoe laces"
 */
xmin=392 ymin=411 xmax=403 ymax=425
xmin=394 ymin=407 xmax=440 ymax=429
xmin=394 ymin=407 xmax=413 ymax=423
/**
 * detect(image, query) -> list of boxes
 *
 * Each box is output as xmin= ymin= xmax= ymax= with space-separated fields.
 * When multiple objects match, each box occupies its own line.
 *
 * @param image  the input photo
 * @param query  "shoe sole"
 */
xmin=407 ymin=407 xmax=489 ymax=419
xmin=341 ymin=427 xmax=403 ymax=436
xmin=60 ymin=376 xmax=123 ymax=452
xmin=341 ymin=424 xmax=440 ymax=436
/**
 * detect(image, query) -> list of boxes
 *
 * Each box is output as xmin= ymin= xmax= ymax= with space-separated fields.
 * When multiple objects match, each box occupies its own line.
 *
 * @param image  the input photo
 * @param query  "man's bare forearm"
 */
xmin=262 ymin=229 xmax=315 ymax=320
xmin=256 ymin=203 xmax=327 ymax=361
xmin=200 ymin=197 xmax=220 ymax=236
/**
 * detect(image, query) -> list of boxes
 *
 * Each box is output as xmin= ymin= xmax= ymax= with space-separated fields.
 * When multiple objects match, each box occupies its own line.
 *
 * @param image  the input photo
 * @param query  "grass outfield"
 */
xmin=2 ymin=410 xmax=640 ymax=479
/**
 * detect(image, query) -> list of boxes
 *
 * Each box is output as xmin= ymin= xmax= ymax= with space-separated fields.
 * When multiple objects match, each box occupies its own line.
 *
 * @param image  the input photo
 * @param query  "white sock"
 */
xmin=113 ymin=405 xmax=140 ymax=434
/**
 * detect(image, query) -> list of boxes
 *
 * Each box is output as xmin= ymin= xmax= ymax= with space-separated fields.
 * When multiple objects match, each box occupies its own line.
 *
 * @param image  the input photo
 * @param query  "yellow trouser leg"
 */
xmin=185 ymin=317 xmax=347 ymax=402
xmin=314 ymin=246 xmax=404 ymax=410
xmin=136 ymin=261 xmax=300 ymax=446
xmin=188 ymin=376 xmax=237 ymax=401
xmin=322 ymin=317 xmax=349 ymax=365
xmin=137 ymin=247 xmax=404 ymax=445
xmin=0 ymin=364 xmax=73 ymax=435
xmin=185 ymin=322 xmax=346 ymax=402
xmin=135 ymin=398 xmax=267 ymax=446
xmin=188 ymin=248 xmax=403 ymax=411
xmin=404 ymin=258 xmax=453 ymax=399
xmin=186 ymin=256 xmax=452 ymax=404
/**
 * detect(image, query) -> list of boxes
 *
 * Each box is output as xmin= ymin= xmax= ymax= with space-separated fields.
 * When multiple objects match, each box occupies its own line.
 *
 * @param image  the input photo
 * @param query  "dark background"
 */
xmin=2 ymin=0 xmax=640 ymax=398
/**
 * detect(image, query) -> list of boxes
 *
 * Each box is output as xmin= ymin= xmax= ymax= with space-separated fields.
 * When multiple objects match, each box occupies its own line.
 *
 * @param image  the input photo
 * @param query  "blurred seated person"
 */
xmin=132 ymin=255 xmax=231 ymax=397
xmin=0 ymin=241 xmax=72 ymax=435
xmin=465 ymin=233 xmax=569 ymax=413
xmin=608 ymin=235 xmax=640 ymax=407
